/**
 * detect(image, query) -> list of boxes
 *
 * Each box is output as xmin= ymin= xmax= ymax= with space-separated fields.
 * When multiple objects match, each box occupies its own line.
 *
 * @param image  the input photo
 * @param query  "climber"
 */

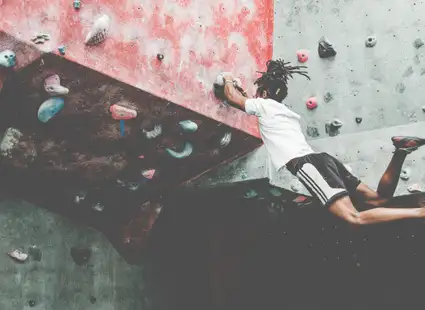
xmin=219 ymin=59 xmax=425 ymax=226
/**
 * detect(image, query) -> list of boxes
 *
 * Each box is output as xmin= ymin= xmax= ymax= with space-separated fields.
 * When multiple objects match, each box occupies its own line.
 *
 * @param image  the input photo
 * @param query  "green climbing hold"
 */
xmin=269 ymin=187 xmax=282 ymax=197
xmin=178 ymin=120 xmax=198 ymax=132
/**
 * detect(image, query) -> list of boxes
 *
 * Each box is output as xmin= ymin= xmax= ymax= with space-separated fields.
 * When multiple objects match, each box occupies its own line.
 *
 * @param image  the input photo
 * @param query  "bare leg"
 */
xmin=328 ymin=195 xmax=425 ymax=226
xmin=376 ymin=150 xmax=408 ymax=198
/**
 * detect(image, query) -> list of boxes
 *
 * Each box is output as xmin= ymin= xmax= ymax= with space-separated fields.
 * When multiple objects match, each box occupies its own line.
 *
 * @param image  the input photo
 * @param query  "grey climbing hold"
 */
xmin=127 ymin=182 xmax=140 ymax=191
xmin=179 ymin=120 xmax=198 ymax=132
xmin=92 ymin=203 xmax=105 ymax=212
xmin=318 ymin=36 xmax=336 ymax=58
xmin=355 ymin=117 xmax=362 ymax=124
xmin=220 ymin=132 xmax=232 ymax=148
xmin=31 ymin=33 xmax=50 ymax=44
xmin=400 ymin=168 xmax=411 ymax=181
xmin=323 ymin=92 xmax=333 ymax=103
xmin=74 ymin=191 xmax=87 ymax=204
xmin=306 ymin=126 xmax=319 ymax=138
xmin=365 ymin=36 xmax=377 ymax=48
xmin=0 ymin=50 xmax=16 ymax=68
xmin=143 ymin=125 xmax=162 ymax=139
xmin=157 ymin=53 xmax=164 ymax=60
xmin=0 ymin=128 xmax=23 ymax=158
xmin=422 ymin=106 xmax=425 ymax=112
xmin=413 ymin=38 xmax=424 ymax=49
xmin=244 ymin=189 xmax=258 ymax=199
xmin=396 ymin=82 xmax=406 ymax=93
xmin=165 ymin=142 xmax=193 ymax=159
xmin=407 ymin=183 xmax=422 ymax=193
xmin=330 ymin=119 xmax=343 ymax=129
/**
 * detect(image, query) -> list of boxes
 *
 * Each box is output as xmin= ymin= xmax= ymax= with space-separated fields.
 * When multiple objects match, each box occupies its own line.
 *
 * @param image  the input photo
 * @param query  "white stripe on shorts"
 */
xmin=296 ymin=163 xmax=346 ymax=206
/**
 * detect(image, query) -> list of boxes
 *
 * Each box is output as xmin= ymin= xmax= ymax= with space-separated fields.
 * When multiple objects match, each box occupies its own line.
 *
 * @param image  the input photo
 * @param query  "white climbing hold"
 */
xmin=0 ymin=50 xmax=16 ymax=68
xmin=331 ymin=119 xmax=343 ymax=129
xmin=74 ymin=191 xmax=87 ymax=204
xmin=92 ymin=203 xmax=105 ymax=212
xmin=407 ymin=184 xmax=422 ymax=193
xmin=400 ymin=168 xmax=411 ymax=181
xmin=165 ymin=142 xmax=193 ymax=159
xmin=44 ymin=74 xmax=69 ymax=96
xmin=85 ymin=14 xmax=110 ymax=46
xmin=220 ymin=132 xmax=232 ymax=148
xmin=143 ymin=125 xmax=162 ymax=140
xmin=179 ymin=120 xmax=198 ymax=132
xmin=0 ymin=128 xmax=23 ymax=158
xmin=8 ymin=250 xmax=28 ymax=262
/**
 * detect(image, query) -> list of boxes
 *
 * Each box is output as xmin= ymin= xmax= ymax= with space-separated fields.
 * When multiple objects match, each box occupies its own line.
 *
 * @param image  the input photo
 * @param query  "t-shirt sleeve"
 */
xmin=244 ymin=98 xmax=267 ymax=117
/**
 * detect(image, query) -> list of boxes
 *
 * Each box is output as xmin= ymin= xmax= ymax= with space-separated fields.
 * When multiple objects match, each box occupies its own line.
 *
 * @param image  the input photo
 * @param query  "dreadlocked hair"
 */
xmin=254 ymin=59 xmax=311 ymax=102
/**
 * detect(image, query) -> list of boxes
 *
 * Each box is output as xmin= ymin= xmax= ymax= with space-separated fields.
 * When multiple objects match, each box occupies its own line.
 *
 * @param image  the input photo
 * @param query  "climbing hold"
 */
xmin=0 ymin=50 xmax=16 ymax=68
xmin=178 ymin=120 xmax=198 ymax=132
xmin=413 ymin=38 xmax=424 ymax=49
xmin=323 ymin=92 xmax=333 ymax=103
xmin=73 ymin=0 xmax=81 ymax=9
xmin=400 ymin=168 xmax=411 ymax=181
xmin=244 ymin=189 xmax=258 ymax=199
xmin=74 ymin=191 xmax=87 ymax=204
xmin=37 ymin=97 xmax=65 ymax=123
xmin=157 ymin=53 xmax=164 ymax=61
xmin=58 ymin=45 xmax=66 ymax=55
xmin=165 ymin=142 xmax=193 ymax=159
xmin=109 ymin=104 xmax=137 ymax=120
xmin=143 ymin=124 xmax=162 ymax=139
xmin=92 ymin=203 xmax=105 ymax=212
xmin=330 ymin=119 xmax=343 ymax=129
xmin=318 ymin=36 xmax=337 ymax=58
xmin=127 ymin=182 xmax=140 ymax=191
xmin=31 ymin=33 xmax=50 ymax=44
xmin=220 ymin=132 xmax=232 ymax=148
xmin=269 ymin=187 xmax=282 ymax=197
xmin=0 ymin=128 xmax=23 ymax=158
xmin=365 ymin=36 xmax=377 ymax=48
xmin=44 ymin=74 xmax=69 ymax=96
xmin=296 ymin=50 xmax=309 ymax=63
xmin=291 ymin=181 xmax=302 ymax=192
xmin=355 ymin=117 xmax=362 ymax=124
xmin=8 ymin=250 xmax=28 ymax=262
xmin=28 ymin=245 xmax=42 ymax=262
xmin=306 ymin=97 xmax=317 ymax=110
xmin=28 ymin=300 xmax=36 ymax=307
xmin=85 ymin=14 xmax=110 ymax=45
xmin=214 ymin=72 xmax=228 ymax=87
xmin=141 ymin=169 xmax=156 ymax=179
xmin=408 ymin=183 xmax=422 ymax=193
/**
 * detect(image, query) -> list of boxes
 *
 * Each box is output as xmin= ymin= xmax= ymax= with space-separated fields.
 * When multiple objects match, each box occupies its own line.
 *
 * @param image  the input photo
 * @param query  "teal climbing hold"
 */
xmin=165 ymin=142 xmax=193 ymax=159
xmin=178 ymin=120 xmax=198 ymax=132
xmin=73 ymin=0 xmax=81 ymax=9
xmin=58 ymin=45 xmax=66 ymax=55
xmin=37 ymin=97 xmax=65 ymax=123
xmin=244 ymin=189 xmax=258 ymax=199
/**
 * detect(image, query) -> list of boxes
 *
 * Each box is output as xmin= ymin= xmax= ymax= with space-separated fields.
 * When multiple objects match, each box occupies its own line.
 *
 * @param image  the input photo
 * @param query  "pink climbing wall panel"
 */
xmin=0 ymin=0 xmax=274 ymax=138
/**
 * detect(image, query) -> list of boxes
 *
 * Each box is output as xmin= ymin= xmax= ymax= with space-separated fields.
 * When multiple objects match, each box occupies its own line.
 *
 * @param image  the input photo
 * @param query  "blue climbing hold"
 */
xmin=73 ymin=0 xmax=81 ymax=9
xmin=37 ymin=97 xmax=65 ymax=123
xmin=58 ymin=45 xmax=66 ymax=55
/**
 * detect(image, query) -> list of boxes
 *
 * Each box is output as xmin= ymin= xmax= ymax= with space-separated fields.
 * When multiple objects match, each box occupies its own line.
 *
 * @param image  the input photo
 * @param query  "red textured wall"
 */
xmin=0 ymin=0 xmax=274 ymax=137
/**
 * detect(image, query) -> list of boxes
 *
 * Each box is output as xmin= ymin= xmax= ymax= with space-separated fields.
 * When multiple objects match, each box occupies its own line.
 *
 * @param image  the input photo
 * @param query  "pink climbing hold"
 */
xmin=109 ymin=104 xmax=137 ymax=120
xmin=297 ymin=50 xmax=309 ymax=63
xmin=306 ymin=97 xmax=317 ymax=110
xmin=141 ymin=169 xmax=156 ymax=179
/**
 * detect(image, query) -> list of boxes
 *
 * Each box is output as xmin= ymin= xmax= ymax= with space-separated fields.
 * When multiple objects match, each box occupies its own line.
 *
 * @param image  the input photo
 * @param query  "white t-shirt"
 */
xmin=245 ymin=98 xmax=315 ymax=174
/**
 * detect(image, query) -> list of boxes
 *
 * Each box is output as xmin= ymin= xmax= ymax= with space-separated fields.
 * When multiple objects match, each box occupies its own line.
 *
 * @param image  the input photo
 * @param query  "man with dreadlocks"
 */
xmin=221 ymin=58 xmax=425 ymax=225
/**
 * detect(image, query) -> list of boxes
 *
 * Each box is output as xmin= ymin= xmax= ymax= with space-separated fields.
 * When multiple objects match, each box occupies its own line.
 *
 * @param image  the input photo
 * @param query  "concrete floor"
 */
xmin=0 ymin=197 xmax=146 ymax=310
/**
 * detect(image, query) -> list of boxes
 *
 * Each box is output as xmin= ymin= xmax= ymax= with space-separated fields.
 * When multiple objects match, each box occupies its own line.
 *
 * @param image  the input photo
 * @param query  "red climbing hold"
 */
xmin=297 ymin=50 xmax=309 ymax=63
xmin=109 ymin=104 xmax=137 ymax=120
xmin=306 ymin=97 xmax=317 ymax=110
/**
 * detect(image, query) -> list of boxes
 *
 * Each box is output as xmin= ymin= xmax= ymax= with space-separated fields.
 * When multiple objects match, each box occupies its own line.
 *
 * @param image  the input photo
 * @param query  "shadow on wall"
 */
xmin=144 ymin=185 xmax=425 ymax=310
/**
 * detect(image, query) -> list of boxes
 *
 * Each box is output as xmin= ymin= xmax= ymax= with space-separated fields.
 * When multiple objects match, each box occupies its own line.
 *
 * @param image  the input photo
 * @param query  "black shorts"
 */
xmin=286 ymin=152 xmax=362 ymax=208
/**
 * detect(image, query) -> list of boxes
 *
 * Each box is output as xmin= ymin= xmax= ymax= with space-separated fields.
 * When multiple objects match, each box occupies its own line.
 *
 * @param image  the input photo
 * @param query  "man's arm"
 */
xmin=222 ymin=76 xmax=248 ymax=111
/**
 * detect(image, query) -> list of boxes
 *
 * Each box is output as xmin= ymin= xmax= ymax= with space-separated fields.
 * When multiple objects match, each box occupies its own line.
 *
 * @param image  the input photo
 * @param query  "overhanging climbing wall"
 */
xmin=0 ymin=0 xmax=273 ymax=258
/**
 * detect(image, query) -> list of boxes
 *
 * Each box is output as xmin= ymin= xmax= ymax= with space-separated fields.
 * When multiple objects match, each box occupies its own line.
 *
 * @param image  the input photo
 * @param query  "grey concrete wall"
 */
xmin=188 ymin=0 xmax=425 ymax=193
xmin=0 ymin=198 xmax=146 ymax=310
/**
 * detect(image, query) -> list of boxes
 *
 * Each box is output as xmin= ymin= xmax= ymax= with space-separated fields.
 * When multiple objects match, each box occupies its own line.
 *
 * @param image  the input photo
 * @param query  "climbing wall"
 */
xmin=0 ymin=0 xmax=274 ymax=255
xmin=188 ymin=0 xmax=425 ymax=195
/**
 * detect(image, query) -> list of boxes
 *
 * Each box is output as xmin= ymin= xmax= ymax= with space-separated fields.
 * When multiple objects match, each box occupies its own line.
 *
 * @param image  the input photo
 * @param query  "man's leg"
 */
xmin=377 ymin=136 xmax=425 ymax=198
xmin=328 ymin=194 xmax=425 ymax=226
